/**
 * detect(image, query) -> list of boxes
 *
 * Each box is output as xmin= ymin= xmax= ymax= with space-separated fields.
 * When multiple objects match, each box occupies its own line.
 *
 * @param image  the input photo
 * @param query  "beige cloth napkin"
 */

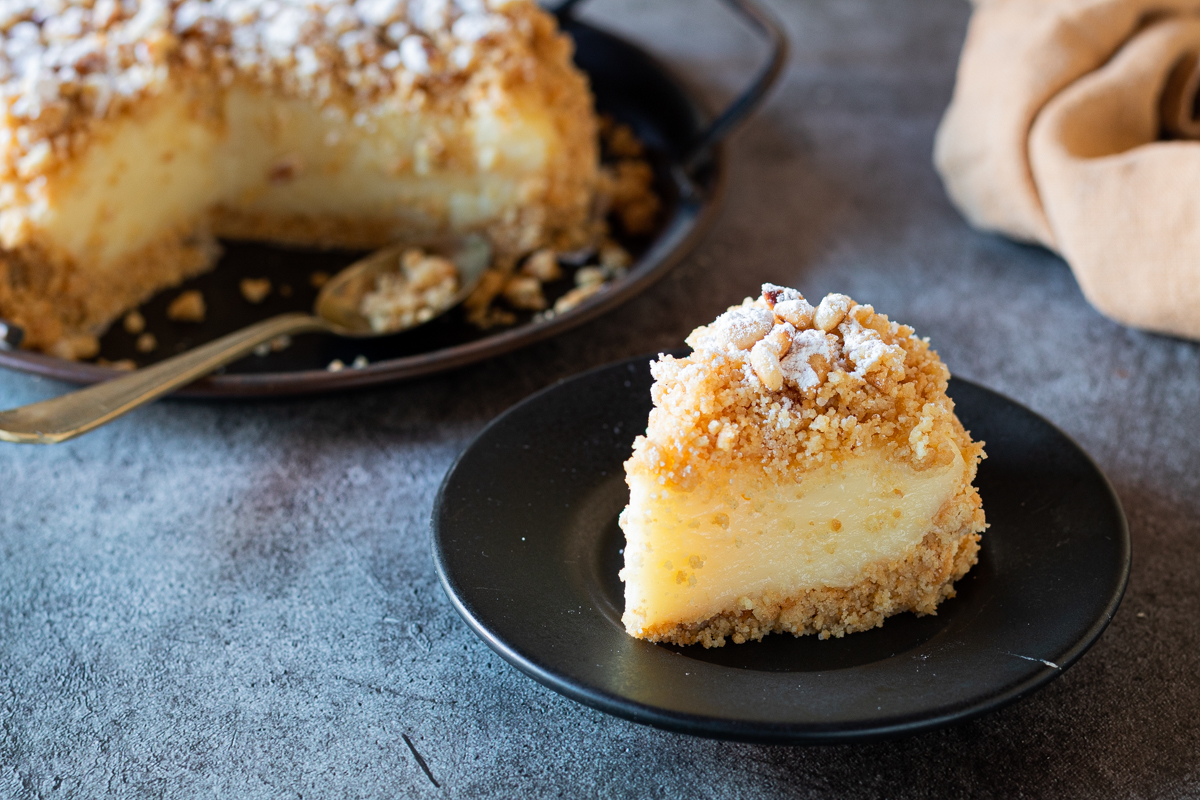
xmin=935 ymin=0 xmax=1200 ymax=339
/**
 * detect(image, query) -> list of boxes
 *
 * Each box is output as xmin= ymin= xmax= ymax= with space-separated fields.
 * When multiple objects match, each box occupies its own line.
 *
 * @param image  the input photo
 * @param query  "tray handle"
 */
xmin=551 ymin=0 xmax=788 ymax=174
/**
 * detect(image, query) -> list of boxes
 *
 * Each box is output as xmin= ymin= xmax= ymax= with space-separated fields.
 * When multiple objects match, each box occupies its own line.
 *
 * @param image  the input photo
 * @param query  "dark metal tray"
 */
xmin=0 ymin=0 xmax=785 ymax=397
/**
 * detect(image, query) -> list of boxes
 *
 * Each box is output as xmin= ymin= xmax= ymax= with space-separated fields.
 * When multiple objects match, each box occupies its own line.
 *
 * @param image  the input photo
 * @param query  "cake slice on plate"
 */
xmin=619 ymin=285 xmax=986 ymax=647
xmin=0 ymin=0 xmax=599 ymax=357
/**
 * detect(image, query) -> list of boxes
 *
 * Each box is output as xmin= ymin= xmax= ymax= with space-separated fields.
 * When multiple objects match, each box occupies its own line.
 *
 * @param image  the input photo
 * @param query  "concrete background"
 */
xmin=3 ymin=1 xmax=1198 ymax=797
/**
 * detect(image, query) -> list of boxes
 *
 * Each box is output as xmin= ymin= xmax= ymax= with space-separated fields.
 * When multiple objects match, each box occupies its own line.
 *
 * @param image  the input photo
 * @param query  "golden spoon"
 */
xmin=0 ymin=235 xmax=491 ymax=444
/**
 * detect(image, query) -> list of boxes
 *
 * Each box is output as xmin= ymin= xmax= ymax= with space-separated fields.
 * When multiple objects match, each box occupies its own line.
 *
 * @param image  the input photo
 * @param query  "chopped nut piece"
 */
xmin=503 ymin=275 xmax=546 ymax=310
xmin=123 ymin=311 xmax=145 ymax=335
xmin=521 ymin=250 xmax=562 ymax=282
xmin=774 ymin=298 xmax=815 ymax=330
xmin=239 ymin=278 xmax=272 ymax=304
xmin=749 ymin=341 xmax=784 ymax=391
xmin=781 ymin=329 xmax=837 ymax=392
xmin=761 ymin=283 xmax=802 ymax=308
xmin=686 ymin=306 xmax=774 ymax=352
xmin=814 ymin=293 xmax=853 ymax=332
xmin=135 ymin=332 xmax=157 ymax=353
xmin=166 ymin=290 xmax=206 ymax=323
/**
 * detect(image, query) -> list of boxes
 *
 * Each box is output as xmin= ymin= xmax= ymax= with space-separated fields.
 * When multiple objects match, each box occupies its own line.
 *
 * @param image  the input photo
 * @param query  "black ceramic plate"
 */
xmin=432 ymin=353 xmax=1130 ymax=743
xmin=0 ymin=2 xmax=786 ymax=397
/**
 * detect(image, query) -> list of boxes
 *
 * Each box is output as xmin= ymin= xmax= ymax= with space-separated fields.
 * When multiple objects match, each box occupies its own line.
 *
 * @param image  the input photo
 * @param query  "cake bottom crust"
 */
xmin=629 ymin=499 xmax=985 ymax=648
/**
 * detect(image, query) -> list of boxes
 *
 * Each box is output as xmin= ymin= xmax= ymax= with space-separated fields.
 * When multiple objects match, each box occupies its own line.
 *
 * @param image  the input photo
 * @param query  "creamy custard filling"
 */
xmin=31 ymin=84 xmax=560 ymax=270
xmin=621 ymin=444 xmax=968 ymax=632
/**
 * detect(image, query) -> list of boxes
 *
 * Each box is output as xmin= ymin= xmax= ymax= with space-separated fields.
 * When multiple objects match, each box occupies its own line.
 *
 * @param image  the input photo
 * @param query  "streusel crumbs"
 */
xmin=627 ymin=284 xmax=984 ymax=491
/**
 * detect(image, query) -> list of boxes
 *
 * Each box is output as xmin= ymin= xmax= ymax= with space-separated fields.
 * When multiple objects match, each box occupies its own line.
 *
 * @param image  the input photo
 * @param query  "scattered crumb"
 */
xmin=521 ymin=250 xmax=562 ymax=282
xmin=352 ymin=355 xmax=369 ymax=368
xmin=135 ymin=332 xmax=157 ymax=353
xmin=602 ymin=118 xmax=645 ymax=159
xmin=554 ymin=282 xmax=605 ymax=314
xmin=502 ymin=275 xmax=546 ymax=310
xmin=270 ymin=334 xmax=291 ymax=352
xmin=601 ymin=160 xmax=660 ymax=235
xmin=1137 ymin=612 xmax=1146 ymax=618
xmin=327 ymin=359 xmax=346 ymax=372
xmin=311 ymin=271 xmax=331 ymax=289
xmin=464 ymin=269 xmax=508 ymax=328
xmin=253 ymin=342 xmax=271 ymax=357
xmin=239 ymin=278 xmax=272 ymax=304
xmin=166 ymin=290 xmax=206 ymax=323
xmin=123 ymin=311 xmax=145 ymax=335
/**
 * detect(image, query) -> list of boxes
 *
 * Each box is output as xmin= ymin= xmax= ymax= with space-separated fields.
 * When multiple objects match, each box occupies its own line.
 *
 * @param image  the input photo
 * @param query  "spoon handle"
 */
xmin=0 ymin=313 xmax=330 ymax=444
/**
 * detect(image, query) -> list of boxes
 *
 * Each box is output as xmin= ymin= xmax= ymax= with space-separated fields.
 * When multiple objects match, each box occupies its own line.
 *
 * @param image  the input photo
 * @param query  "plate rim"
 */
xmin=0 ymin=22 xmax=728 ymax=398
xmin=431 ymin=352 xmax=1132 ymax=744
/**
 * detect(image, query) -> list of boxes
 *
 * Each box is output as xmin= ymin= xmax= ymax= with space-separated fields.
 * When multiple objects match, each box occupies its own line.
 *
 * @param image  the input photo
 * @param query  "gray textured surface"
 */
xmin=2 ymin=1 xmax=1197 ymax=797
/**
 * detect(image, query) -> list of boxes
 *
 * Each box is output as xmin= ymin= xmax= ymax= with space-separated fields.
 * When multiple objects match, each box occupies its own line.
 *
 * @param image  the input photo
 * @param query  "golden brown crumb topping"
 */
xmin=628 ymin=284 xmax=982 ymax=491
xmin=0 ymin=0 xmax=574 ymax=181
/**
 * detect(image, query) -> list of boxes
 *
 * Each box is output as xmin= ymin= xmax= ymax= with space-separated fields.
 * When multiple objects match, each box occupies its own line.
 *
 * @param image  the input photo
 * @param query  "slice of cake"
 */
xmin=0 ymin=0 xmax=600 ymax=358
xmin=619 ymin=285 xmax=986 ymax=647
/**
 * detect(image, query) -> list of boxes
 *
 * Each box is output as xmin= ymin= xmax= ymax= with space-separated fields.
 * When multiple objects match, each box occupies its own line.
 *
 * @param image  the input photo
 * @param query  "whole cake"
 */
xmin=619 ymin=285 xmax=986 ymax=647
xmin=0 ymin=0 xmax=601 ymax=358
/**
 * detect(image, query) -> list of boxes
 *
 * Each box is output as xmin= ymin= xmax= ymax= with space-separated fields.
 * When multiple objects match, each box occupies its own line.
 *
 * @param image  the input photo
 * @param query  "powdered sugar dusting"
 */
xmin=686 ymin=305 xmax=774 ymax=353
xmin=780 ymin=328 xmax=837 ymax=391
xmin=0 ymin=0 xmax=530 ymax=176
xmin=840 ymin=310 xmax=906 ymax=385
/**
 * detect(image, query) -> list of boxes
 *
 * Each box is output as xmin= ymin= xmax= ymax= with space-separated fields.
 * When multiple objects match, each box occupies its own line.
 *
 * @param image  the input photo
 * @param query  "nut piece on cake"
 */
xmin=618 ymin=284 xmax=987 ymax=647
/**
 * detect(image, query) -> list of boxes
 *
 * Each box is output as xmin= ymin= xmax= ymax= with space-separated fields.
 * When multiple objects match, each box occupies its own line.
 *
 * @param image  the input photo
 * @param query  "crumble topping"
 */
xmin=632 ymin=284 xmax=984 ymax=490
xmin=0 ymin=0 xmax=560 ymax=181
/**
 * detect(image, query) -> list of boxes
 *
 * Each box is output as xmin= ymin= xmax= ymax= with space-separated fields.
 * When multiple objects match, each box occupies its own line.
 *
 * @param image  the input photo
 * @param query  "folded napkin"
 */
xmin=935 ymin=0 xmax=1200 ymax=339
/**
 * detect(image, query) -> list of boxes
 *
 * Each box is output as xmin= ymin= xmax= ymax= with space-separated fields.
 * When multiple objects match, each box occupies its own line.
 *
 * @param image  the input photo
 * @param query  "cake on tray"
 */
xmin=0 ymin=0 xmax=602 ymax=359
xmin=619 ymin=285 xmax=987 ymax=647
